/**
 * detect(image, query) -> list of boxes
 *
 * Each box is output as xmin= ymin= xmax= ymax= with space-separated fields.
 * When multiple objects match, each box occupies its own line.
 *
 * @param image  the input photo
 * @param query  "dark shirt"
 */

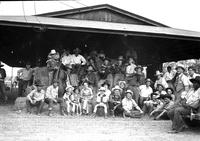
xmin=127 ymin=73 xmax=145 ymax=87
xmin=0 ymin=68 xmax=6 ymax=81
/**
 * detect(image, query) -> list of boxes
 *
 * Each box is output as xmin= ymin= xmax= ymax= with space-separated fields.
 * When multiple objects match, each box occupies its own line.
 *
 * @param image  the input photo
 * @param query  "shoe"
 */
xmin=168 ymin=130 xmax=179 ymax=134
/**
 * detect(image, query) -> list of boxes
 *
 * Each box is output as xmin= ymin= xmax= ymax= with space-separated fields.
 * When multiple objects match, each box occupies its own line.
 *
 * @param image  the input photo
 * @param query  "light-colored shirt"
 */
xmin=61 ymin=55 xmax=72 ymax=65
xmin=45 ymin=85 xmax=59 ymax=99
xmin=188 ymin=73 xmax=200 ymax=79
xmin=126 ymin=63 xmax=136 ymax=75
xmin=122 ymin=98 xmax=139 ymax=111
xmin=163 ymin=71 xmax=176 ymax=81
xmin=154 ymin=77 xmax=168 ymax=89
xmin=96 ymin=92 xmax=109 ymax=103
xmin=175 ymin=73 xmax=190 ymax=92
xmin=80 ymin=87 xmax=93 ymax=99
xmin=17 ymin=68 xmax=33 ymax=81
xmin=27 ymin=89 xmax=45 ymax=101
xmin=71 ymin=54 xmax=87 ymax=65
xmin=139 ymin=85 xmax=153 ymax=98
xmin=182 ymin=88 xmax=200 ymax=109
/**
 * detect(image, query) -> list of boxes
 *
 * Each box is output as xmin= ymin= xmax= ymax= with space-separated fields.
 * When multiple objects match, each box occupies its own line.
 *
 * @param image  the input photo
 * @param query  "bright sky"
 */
xmin=0 ymin=0 xmax=200 ymax=32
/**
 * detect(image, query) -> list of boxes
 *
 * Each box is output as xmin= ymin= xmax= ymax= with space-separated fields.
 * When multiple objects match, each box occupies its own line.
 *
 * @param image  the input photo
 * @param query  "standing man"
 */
xmin=163 ymin=66 xmax=176 ymax=89
xmin=17 ymin=61 xmax=33 ymax=97
xmin=173 ymin=64 xmax=190 ymax=101
xmin=0 ymin=61 xmax=6 ymax=102
xmin=188 ymin=66 xmax=200 ymax=79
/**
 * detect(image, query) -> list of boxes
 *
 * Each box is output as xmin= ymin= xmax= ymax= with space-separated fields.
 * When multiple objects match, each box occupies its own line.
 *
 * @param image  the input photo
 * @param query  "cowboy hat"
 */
xmin=166 ymin=87 xmax=174 ymax=94
xmin=118 ymin=56 xmax=124 ymax=60
xmin=157 ymin=84 xmax=165 ymax=89
xmin=118 ymin=81 xmax=126 ymax=86
xmin=34 ymin=79 xmax=44 ymax=87
xmin=175 ymin=63 xmax=185 ymax=71
xmin=73 ymin=48 xmax=81 ymax=53
xmin=101 ymin=81 xmax=110 ymax=87
xmin=125 ymin=89 xmax=133 ymax=95
xmin=162 ymin=94 xmax=172 ymax=100
xmin=145 ymin=78 xmax=153 ymax=83
xmin=112 ymin=85 xmax=122 ymax=92
xmin=50 ymin=49 xmax=56 ymax=55
xmin=65 ymin=85 xmax=74 ymax=91
xmin=99 ymin=87 xmax=106 ymax=92
xmin=135 ymin=65 xmax=143 ymax=71
xmin=0 ymin=61 xmax=4 ymax=67
xmin=154 ymin=70 xmax=163 ymax=76
xmin=190 ymin=76 xmax=200 ymax=85
xmin=87 ymin=65 xmax=94 ymax=71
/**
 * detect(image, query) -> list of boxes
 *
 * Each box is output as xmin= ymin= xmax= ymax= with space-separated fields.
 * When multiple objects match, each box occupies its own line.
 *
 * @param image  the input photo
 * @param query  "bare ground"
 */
xmin=0 ymin=105 xmax=200 ymax=141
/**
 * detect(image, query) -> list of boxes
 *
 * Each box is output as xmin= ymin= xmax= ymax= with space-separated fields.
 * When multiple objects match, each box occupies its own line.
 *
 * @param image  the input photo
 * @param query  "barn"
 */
xmin=0 ymin=4 xmax=200 ymax=78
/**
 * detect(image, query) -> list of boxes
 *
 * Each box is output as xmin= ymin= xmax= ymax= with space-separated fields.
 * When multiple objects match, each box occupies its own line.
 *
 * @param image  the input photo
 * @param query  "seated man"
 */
xmin=122 ymin=90 xmax=143 ymax=118
xmin=167 ymin=76 xmax=200 ymax=133
xmin=93 ymin=87 xmax=109 ymax=118
xmin=44 ymin=80 xmax=65 ymax=116
xmin=26 ymin=80 xmax=45 ymax=115
xmin=150 ymin=94 xmax=174 ymax=120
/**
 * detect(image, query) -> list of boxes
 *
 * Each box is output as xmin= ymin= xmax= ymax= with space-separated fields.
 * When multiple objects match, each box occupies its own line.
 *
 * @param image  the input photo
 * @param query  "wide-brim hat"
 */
xmin=162 ymin=94 xmax=172 ymax=100
xmin=101 ymin=81 xmax=110 ymax=87
xmin=118 ymin=81 xmax=126 ymax=86
xmin=0 ymin=62 xmax=4 ymax=67
xmin=157 ymin=84 xmax=164 ymax=89
xmin=34 ymin=80 xmax=44 ymax=87
xmin=154 ymin=70 xmax=163 ymax=76
xmin=135 ymin=65 xmax=143 ymax=71
xmin=50 ymin=49 xmax=56 ymax=55
xmin=99 ymin=87 xmax=106 ymax=92
xmin=126 ymin=89 xmax=133 ymax=95
xmin=73 ymin=48 xmax=81 ymax=53
xmin=118 ymin=56 xmax=124 ymax=60
xmin=190 ymin=76 xmax=200 ymax=85
xmin=175 ymin=63 xmax=185 ymax=71
xmin=145 ymin=78 xmax=153 ymax=83
xmin=112 ymin=85 xmax=122 ymax=92
xmin=65 ymin=85 xmax=74 ymax=91
xmin=87 ymin=66 xmax=94 ymax=71
xmin=166 ymin=87 xmax=174 ymax=93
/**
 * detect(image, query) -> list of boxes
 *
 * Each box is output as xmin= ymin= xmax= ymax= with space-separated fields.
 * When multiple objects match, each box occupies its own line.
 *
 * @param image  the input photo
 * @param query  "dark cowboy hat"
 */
xmin=73 ymin=48 xmax=81 ymax=53
xmin=157 ymin=84 xmax=164 ymax=90
xmin=0 ymin=61 xmax=4 ymax=67
xmin=162 ymin=94 xmax=172 ymax=100
xmin=175 ymin=63 xmax=185 ymax=71
xmin=134 ymin=65 xmax=143 ymax=71
xmin=34 ymin=79 xmax=44 ymax=87
xmin=190 ymin=76 xmax=200 ymax=85
xmin=166 ymin=87 xmax=174 ymax=94
xmin=101 ymin=80 xmax=110 ymax=87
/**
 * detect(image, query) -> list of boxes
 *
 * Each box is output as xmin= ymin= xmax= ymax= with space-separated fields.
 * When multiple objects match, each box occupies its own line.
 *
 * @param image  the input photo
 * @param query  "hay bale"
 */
xmin=14 ymin=97 xmax=27 ymax=111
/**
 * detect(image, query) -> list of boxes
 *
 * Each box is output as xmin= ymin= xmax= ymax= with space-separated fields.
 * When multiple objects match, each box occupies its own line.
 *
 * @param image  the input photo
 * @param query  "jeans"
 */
xmin=18 ymin=79 xmax=29 ymax=97
xmin=0 ymin=81 xmax=6 ymax=101
xmin=26 ymin=99 xmax=43 ymax=114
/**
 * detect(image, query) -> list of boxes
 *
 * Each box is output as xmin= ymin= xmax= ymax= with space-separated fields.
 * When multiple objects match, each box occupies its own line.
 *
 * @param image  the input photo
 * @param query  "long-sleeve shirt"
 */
xmin=45 ymin=85 xmax=58 ymax=99
xmin=61 ymin=54 xmax=72 ymax=65
xmin=71 ymin=54 xmax=87 ymax=65
xmin=27 ymin=89 xmax=45 ymax=101
xmin=17 ymin=68 xmax=33 ymax=81
xmin=0 ymin=68 xmax=6 ymax=81
xmin=139 ymin=85 xmax=153 ymax=98
xmin=154 ymin=77 xmax=168 ymax=89
xmin=80 ymin=87 xmax=93 ymax=99
xmin=122 ymin=98 xmax=140 ymax=111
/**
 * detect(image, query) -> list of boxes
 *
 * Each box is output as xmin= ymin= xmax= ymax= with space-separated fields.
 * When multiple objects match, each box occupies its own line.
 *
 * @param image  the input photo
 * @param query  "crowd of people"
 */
xmin=1 ymin=47 xmax=200 ymax=134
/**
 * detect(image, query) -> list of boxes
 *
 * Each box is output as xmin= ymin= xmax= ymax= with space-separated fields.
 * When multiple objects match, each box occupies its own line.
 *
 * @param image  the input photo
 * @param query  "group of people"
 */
xmin=1 ymin=48 xmax=200 ymax=134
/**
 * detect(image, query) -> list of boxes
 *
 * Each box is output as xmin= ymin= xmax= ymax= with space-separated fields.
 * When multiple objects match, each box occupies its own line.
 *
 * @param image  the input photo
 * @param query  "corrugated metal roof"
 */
xmin=0 ymin=16 xmax=200 ymax=40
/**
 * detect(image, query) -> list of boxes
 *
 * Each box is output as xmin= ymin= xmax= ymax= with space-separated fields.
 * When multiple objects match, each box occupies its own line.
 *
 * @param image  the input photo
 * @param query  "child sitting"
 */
xmin=122 ymin=90 xmax=143 ymax=118
xmin=63 ymin=85 xmax=74 ymax=115
xmin=93 ymin=87 xmax=109 ymax=118
xmin=70 ymin=88 xmax=82 ymax=115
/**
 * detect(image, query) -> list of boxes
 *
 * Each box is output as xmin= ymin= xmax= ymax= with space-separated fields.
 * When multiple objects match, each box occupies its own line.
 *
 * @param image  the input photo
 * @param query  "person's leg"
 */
xmin=26 ymin=99 xmax=32 ymax=113
xmin=36 ymin=101 xmax=44 ymax=115
xmin=57 ymin=98 xmax=65 ymax=116
xmin=172 ymin=107 xmax=190 ymax=132
xmin=18 ymin=80 xmax=23 ymax=97
xmin=22 ymin=81 xmax=28 ymax=97
xmin=103 ymin=103 xmax=108 ymax=117
xmin=108 ymin=102 xmax=115 ymax=116
xmin=45 ymin=98 xmax=54 ymax=116
xmin=0 ymin=81 xmax=6 ymax=102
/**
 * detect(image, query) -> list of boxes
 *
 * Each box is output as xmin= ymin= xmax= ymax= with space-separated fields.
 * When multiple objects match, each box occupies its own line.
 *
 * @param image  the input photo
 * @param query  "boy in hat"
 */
xmin=93 ymin=87 xmax=109 ymax=118
xmin=26 ymin=80 xmax=45 ymax=115
xmin=122 ymin=90 xmax=143 ymax=118
xmin=63 ymin=85 xmax=75 ymax=115
xmin=44 ymin=80 xmax=65 ymax=116
xmin=0 ymin=61 xmax=7 ymax=102
xmin=139 ymin=78 xmax=153 ymax=108
xmin=168 ymin=76 xmax=200 ymax=133
xmin=118 ymin=81 xmax=127 ymax=99
xmin=173 ymin=64 xmax=190 ymax=101
xmin=17 ymin=61 xmax=33 ymax=97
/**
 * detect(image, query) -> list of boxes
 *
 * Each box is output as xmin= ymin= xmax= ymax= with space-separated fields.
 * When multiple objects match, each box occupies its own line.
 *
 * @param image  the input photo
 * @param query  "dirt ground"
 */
xmin=0 ymin=105 xmax=200 ymax=141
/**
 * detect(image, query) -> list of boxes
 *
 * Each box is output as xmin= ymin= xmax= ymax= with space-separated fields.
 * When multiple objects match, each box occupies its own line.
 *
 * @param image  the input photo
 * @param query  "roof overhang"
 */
xmin=0 ymin=16 xmax=200 ymax=41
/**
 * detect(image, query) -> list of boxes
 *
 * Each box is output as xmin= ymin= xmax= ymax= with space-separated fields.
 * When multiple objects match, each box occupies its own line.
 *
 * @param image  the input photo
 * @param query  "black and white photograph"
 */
xmin=0 ymin=0 xmax=200 ymax=140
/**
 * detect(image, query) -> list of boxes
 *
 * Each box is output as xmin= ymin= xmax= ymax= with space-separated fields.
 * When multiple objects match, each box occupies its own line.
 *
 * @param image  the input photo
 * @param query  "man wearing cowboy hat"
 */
xmin=154 ymin=70 xmax=168 ymax=89
xmin=26 ymin=79 xmax=45 ymax=115
xmin=188 ymin=66 xmax=200 ymax=79
xmin=0 ymin=61 xmax=6 ymax=102
xmin=122 ymin=90 xmax=143 ymax=118
xmin=71 ymin=48 xmax=86 ymax=65
xmin=126 ymin=65 xmax=145 ymax=104
xmin=173 ymin=63 xmax=190 ymax=101
xmin=44 ymin=79 xmax=66 ymax=116
xmin=17 ymin=61 xmax=33 ymax=97
xmin=168 ymin=76 xmax=200 ymax=133
xmin=139 ymin=78 xmax=153 ymax=108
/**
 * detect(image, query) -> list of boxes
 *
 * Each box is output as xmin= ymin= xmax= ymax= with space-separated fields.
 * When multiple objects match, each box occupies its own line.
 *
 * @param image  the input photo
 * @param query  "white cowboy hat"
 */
xmin=112 ymin=85 xmax=122 ymax=92
xmin=126 ymin=89 xmax=133 ymax=95
xmin=99 ymin=87 xmax=106 ymax=91
xmin=155 ymin=70 xmax=163 ymax=76
xmin=50 ymin=49 xmax=56 ymax=55
xmin=176 ymin=63 xmax=185 ymax=71
xmin=65 ymin=85 xmax=74 ymax=91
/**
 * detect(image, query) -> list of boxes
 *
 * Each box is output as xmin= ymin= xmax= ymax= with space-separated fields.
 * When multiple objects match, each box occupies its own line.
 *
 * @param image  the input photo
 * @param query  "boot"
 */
xmin=60 ymin=107 xmax=66 ymax=116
